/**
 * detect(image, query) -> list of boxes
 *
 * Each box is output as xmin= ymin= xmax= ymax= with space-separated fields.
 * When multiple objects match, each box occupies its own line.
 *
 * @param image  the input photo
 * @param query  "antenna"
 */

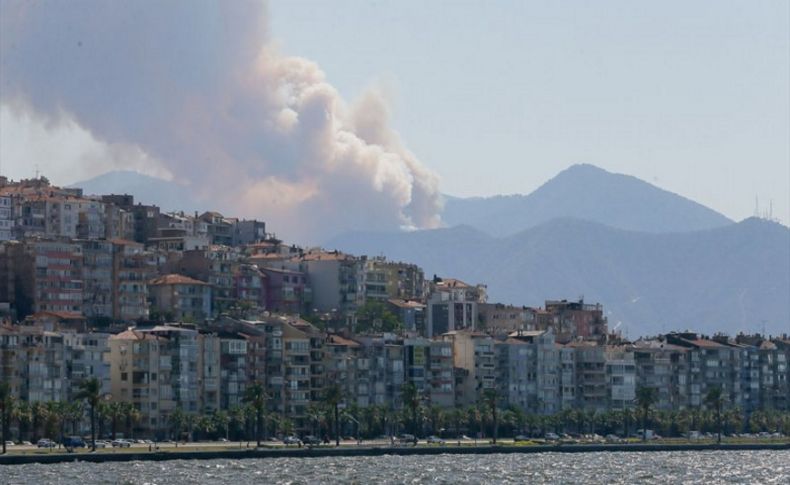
xmin=34 ymin=164 xmax=40 ymax=179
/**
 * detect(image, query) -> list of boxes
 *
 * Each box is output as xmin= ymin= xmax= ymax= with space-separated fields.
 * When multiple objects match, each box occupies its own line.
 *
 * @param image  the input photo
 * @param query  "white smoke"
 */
xmin=0 ymin=0 xmax=442 ymax=241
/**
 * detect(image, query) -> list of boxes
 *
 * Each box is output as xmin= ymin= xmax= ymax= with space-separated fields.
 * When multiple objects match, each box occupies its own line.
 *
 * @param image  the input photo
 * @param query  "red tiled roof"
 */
xmin=149 ymin=274 xmax=208 ymax=286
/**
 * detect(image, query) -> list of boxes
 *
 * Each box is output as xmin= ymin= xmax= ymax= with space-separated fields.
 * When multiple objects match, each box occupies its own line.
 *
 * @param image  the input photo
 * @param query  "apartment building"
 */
xmin=426 ymin=278 xmax=487 ymax=337
xmin=148 ymin=274 xmax=212 ymax=321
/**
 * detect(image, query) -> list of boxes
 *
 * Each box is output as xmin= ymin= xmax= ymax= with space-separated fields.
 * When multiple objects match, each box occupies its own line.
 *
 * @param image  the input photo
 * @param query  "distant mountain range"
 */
xmin=328 ymin=217 xmax=790 ymax=338
xmin=442 ymin=164 xmax=733 ymax=236
xmin=70 ymin=171 xmax=207 ymax=214
xmin=73 ymin=166 xmax=789 ymax=337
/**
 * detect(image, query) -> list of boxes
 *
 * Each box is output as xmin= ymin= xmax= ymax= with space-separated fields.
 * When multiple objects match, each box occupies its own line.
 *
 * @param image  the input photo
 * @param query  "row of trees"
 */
xmin=3 ymin=381 xmax=789 ymax=454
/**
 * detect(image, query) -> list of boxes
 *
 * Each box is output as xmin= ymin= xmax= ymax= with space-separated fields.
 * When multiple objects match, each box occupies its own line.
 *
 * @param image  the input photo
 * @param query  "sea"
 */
xmin=2 ymin=450 xmax=788 ymax=484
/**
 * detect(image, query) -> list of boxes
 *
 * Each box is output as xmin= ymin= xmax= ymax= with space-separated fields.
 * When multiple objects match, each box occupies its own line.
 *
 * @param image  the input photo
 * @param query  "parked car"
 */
xmin=4 ymin=440 xmax=14 ymax=447
xmin=514 ymin=435 xmax=531 ymax=442
xmin=544 ymin=432 xmax=559 ymax=441
xmin=283 ymin=436 xmax=302 ymax=446
xmin=93 ymin=440 xmax=108 ymax=448
xmin=426 ymin=435 xmax=445 ymax=444
xmin=37 ymin=439 xmax=56 ymax=448
xmin=302 ymin=435 xmax=322 ymax=446
xmin=397 ymin=434 xmax=417 ymax=445
xmin=62 ymin=436 xmax=86 ymax=448
xmin=111 ymin=439 xmax=132 ymax=448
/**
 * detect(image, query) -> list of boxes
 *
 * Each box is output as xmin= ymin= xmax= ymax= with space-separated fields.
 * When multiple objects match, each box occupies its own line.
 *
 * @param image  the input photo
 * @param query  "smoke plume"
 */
xmin=0 ymin=0 xmax=442 ymax=241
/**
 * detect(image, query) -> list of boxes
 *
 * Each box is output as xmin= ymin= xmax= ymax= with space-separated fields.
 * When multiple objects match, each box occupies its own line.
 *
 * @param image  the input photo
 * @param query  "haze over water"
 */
xmin=4 ymin=450 xmax=788 ymax=484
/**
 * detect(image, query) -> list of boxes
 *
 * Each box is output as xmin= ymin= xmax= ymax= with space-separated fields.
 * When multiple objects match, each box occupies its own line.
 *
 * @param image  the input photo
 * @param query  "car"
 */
xmin=544 ymin=432 xmax=559 ymax=441
xmin=93 ymin=440 xmax=108 ymax=448
xmin=62 ymin=436 xmax=87 ymax=448
xmin=218 ymin=438 xmax=228 ymax=442
xmin=4 ymin=440 xmax=14 ymax=446
xmin=302 ymin=435 xmax=322 ymax=446
xmin=111 ymin=439 xmax=132 ymax=448
xmin=514 ymin=435 xmax=530 ymax=442
xmin=283 ymin=436 xmax=302 ymax=446
xmin=426 ymin=435 xmax=445 ymax=444
xmin=397 ymin=434 xmax=417 ymax=445
xmin=37 ymin=439 xmax=56 ymax=448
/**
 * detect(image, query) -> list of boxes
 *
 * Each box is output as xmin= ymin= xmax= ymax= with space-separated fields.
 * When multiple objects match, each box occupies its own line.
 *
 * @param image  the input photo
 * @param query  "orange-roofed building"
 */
xmin=148 ymin=274 xmax=212 ymax=321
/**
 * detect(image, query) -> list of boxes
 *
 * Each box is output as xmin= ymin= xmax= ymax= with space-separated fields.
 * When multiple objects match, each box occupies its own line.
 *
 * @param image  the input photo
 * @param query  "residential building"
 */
xmin=148 ymin=274 xmax=212 ymax=321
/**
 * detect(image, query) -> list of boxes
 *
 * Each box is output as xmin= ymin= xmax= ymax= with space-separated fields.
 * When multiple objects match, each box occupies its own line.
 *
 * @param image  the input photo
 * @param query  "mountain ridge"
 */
xmin=442 ymin=164 xmax=734 ymax=236
xmin=327 ymin=217 xmax=790 ymax=338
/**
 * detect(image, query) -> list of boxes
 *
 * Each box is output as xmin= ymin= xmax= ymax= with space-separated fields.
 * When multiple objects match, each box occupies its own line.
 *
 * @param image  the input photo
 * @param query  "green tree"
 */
xmin=74 ymin=378 xmax=101 ymax=451
xmin=705 ymin=386 xmax=725 ymax=444
xmin=355 ymin=300 xmax=402 ymax=333
xmin=324 ymin=384 xmax=343 ymax=446
xmin=483 ymin=389 xmax=499 ymax=444
xmin=0 ymin=382 xmax=11 ymax=454
xmin=635 ymin=386 xmax=657 ymax=442
xmin=213 ymin=410 xmax=230 ymax=441
xmin=401 ymin=382 xmax=421 ymax=438
xmin=170 ymin=406 xmax=185 ymax=442
xmin=242 ymin=381 xmax=268 ymax=447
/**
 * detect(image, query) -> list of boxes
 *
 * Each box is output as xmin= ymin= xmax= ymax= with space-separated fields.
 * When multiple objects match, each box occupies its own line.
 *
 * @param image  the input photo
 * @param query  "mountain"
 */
xmin=442 ymin=164 xmax=733 ymax=236
xmin=327 ymin=217 xmax=790 ymax=337
xmin=70 ymin=171 xmax=207 ymax=213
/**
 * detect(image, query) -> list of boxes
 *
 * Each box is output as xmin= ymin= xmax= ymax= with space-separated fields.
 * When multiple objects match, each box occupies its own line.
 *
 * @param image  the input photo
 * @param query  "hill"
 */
xmin=442 ymin=164 xmax=733 ymax=236
xmin=328 ymin=217 xmax=790 ymax=337
xmin=70 ymin=171 xmax=207 ymax=213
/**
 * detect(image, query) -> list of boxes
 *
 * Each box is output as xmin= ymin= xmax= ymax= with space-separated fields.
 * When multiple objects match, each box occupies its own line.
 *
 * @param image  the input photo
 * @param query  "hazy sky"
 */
xmin=1 ymin=0 xmax=788 ymax=225
xmin=268 ymin=0 xmax=789 ymax=224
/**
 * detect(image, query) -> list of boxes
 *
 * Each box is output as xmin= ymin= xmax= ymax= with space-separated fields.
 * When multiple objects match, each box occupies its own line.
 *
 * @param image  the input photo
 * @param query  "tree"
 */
xmin=483 ymin=389 xmax=498 ymax=444
xmin=324 ymin=384 xmax=343 ymax=446
xmin=705 ymin=386 xmax=725 ymax=444
xmin=355 ymin=300 xmax=402 ymax=333
xmin=169 ymin=406 xmax=186 ymax=442
xmin=212 ymin=410 xmax=230 ymax=441
xmin=635 ymin=386 xmax=657 ymax=442
xmin=74 ymin=378 xmax=101 ymax=451
xmin=242 ymin=381 xmax=268 ymax=447
xmin=400 ymin=382 xmax=421 ymax=438
xmin=0 ymin=382 xmax=11 ymax=454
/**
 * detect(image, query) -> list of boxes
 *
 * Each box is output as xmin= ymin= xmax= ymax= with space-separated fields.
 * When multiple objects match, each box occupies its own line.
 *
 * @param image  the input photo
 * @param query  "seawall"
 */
xmin=2 ymin=442 xmax=789 ymax=466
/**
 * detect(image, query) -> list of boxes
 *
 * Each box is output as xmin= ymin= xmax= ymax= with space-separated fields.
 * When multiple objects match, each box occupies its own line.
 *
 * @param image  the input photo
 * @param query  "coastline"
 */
xmin=2 ymin=442 xmax=788 ymax=466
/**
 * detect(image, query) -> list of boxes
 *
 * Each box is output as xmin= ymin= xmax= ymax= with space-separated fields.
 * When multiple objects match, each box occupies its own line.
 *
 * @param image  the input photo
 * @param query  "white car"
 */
xmin=111 ymin=439 xmax=132 ymax=448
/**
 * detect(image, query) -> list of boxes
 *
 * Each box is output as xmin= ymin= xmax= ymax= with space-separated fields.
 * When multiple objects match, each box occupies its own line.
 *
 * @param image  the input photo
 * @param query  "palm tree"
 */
xmin=705 ymin=386 xmax=724 ymax=444
xmin=169 ymin=406 xmax=186 ymax=442
xmin=0 ymin=382 xmax=11 ymax=454
xmin=74 ymin=378 xmax=101 ymax=451
xmin=635 ymin=386 xmax=657 ymax=442
xmin=242 ymin=381 xmax=267 ymax=447
xmin=31 ymin=402 xmax=47 ymax=441
xmin=483 ymin=389 xmax=498 ymax=444
xmin=213 ymin=410 xmax=230 ymax=441
xmin=401 ymin=382 xmax=420 ymax=437
xmin=14 ymin=400 xmax=32 ymax=444
xmin=306 ymin=403 xmax=325 ymax=437
xmin=106 ymin=402 xmax=125 ymax=440
xmin=323 ymin=384 xmax=343 ymax=446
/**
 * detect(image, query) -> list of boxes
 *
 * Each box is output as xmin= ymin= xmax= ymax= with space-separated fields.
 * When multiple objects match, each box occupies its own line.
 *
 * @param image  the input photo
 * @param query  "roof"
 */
xmin=149 ymin=274 xmax=209 ymax=286
xmin=508 ymin=330 xmax=546 ymax=338
xmin=327 ymin=334 xmax=360 ymax=347
xmin=387 ymin=299 xmax=426 ymax=309
xmin=436 ymin=278 xmax=470 ymax=289
xmin=110 ymin=329 xmax=164 ymax=341
xmin=301 ymin=250 xmax=355 ymax=262
xmin=28 ymin=311 xmax=86 ymax=321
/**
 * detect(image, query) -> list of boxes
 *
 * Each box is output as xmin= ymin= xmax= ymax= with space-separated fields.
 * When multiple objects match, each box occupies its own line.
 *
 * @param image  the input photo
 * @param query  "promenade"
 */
xmin=2 ymin=439 xmax=788 ymax=466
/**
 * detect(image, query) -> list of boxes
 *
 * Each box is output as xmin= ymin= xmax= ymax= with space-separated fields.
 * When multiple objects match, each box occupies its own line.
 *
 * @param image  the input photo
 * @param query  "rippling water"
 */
xmin=3 ymin=451 xmax=788 ymax=484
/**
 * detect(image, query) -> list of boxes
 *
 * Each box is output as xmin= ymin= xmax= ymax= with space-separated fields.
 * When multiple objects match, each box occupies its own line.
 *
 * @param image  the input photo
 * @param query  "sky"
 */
xmin=1 ymin=0 xmax=788 ymax=226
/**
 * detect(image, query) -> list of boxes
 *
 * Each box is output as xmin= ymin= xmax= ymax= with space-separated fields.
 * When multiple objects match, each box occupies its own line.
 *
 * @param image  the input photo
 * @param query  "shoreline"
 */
xmin=1 ymin=442 xmax=788 ymax=466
